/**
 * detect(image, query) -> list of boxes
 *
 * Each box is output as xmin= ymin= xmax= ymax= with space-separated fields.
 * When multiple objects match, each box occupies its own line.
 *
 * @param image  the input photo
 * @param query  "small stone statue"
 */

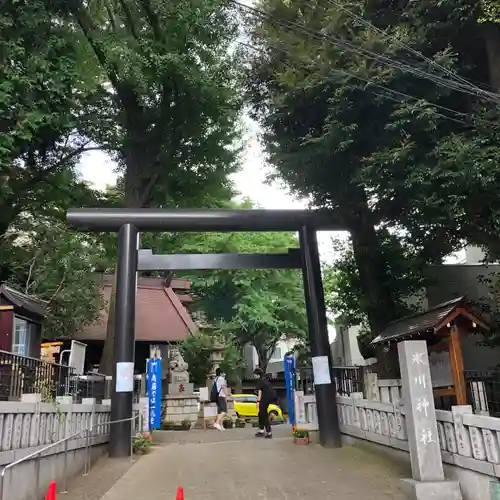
xmin=169 ymin=349 xmax=189 ymax=373
xmin=168 ymin=349 xmax=192 ymax=391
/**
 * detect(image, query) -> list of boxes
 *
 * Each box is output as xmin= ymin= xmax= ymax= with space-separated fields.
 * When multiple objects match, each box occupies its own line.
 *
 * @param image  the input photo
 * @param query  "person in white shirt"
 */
xmin=213 ymin=368 xmax=228 ymax=432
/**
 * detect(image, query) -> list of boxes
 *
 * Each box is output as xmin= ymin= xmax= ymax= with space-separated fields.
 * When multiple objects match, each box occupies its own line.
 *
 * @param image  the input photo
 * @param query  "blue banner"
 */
xmin=284 ymin=355 xmax=296 ymax=426
xmin=147 ymin=358 xmax=162 ymax=430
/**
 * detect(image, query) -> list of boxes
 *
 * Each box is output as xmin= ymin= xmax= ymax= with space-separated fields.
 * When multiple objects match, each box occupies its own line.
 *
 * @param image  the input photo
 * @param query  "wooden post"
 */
xmin=448 ymin=325 xmax=467 ymax=405
xmin=0 ymin=306 xmax=14 ymax=351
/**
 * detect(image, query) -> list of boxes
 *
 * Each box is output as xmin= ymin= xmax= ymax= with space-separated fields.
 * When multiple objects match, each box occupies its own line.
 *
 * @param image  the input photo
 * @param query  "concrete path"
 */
xmin=99 ymin=427 xmax=410 ymax=500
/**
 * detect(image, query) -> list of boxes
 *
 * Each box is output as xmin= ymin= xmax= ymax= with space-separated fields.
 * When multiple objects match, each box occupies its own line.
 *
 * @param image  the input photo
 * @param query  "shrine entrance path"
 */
xmin=99 ymin=427 xmax=410 ymax=500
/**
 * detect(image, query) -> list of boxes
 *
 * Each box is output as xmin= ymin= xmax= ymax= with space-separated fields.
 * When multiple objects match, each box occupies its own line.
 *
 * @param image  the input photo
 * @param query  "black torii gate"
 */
xmin=67 ymin=208 xmax=344 ymax=456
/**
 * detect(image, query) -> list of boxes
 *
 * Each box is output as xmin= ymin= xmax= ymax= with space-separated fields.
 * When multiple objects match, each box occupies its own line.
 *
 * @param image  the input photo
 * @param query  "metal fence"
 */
xmin=299 ymin=366 xmax=365 ymax=396
xmin=0 ymin=350 xmax=143 ymax=404
xmin=332 ymin=366 xmax=364 ymax=396
xmin=465 ymin=370 xmax=500 ymax=416
xmin=0 ymin=349 xmax=73 ymax=401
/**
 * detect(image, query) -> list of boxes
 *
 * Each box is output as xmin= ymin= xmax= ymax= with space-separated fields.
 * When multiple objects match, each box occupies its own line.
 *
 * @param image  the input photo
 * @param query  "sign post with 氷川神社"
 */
xmin=147 ymin=358 xmax=162 ymax=430
xmin=397 ymin=340 xmax=462 ymax=500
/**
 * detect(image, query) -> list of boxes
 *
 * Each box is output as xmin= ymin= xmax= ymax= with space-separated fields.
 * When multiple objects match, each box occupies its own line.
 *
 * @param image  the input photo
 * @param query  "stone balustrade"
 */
xmin=0 ymin=396 xmax=142 ymax=500
xmin=0 ymin=396 xmax=140 ymax=466
xmin=337 ymin=395 xmax=408 ymax=450
xmin=333 ymin=394 xmax=500 ymax=498
xmin=436 ymin=406 xmax=500 ymax=477
xmin=294 ymin=391 xmax=319 ymax=430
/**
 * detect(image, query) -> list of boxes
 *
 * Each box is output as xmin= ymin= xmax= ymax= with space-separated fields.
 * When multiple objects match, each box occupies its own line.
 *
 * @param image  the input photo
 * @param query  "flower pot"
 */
xmin=293 ymin=437 xmax=309 ymax=445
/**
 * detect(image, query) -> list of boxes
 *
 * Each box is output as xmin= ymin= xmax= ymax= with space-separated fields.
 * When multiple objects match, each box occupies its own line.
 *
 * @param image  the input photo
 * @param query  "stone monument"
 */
xmin=163 ymin=349 xmax=198 ymax=425
xmin=398 ymin=340 xmax=462 ymax=500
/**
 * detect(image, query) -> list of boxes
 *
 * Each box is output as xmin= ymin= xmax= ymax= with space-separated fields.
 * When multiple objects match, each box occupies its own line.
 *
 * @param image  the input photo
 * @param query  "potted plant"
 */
xmin=293 ymin=429 xmax=309 ymax=445
xmin=235 ymin=418 xmax=246 ymax=428
xmin=133 ymin=433 xmax=153 ymax=454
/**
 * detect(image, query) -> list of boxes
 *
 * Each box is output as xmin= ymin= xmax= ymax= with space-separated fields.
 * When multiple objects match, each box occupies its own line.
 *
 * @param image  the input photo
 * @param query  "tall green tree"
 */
xmin=60 ymin=0 xmax=246 ymax=372
xmin=188 ymin=229 xmax=308 ymax=372
xmin=0 ymin=0 xmax=101 ymax=245
xmin=180 ymin=331 xmax=214 ymax=387
xmin=247 ymin=0 xmax=500 ymax=342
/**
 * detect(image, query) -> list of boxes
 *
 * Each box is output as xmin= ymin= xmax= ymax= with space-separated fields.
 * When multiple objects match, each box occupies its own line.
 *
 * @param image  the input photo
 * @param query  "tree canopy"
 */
xmin=246 ymin=0 xmax=500 ymax=343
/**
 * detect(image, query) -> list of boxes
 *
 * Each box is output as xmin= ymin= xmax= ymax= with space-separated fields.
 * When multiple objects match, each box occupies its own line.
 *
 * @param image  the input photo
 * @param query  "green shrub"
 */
xmin=293 ymin=429 xmax=309 ymax=439
xmin=180 ymin=419 xmax=192 ymax=430
xmin=133 ymin=434 xmax=153 ymax=454
xmin=161 ymin=420 xmax=176 ymax=430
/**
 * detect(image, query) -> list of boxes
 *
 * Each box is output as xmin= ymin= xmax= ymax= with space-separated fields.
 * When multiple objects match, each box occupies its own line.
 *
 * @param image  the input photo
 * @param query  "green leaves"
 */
xmin=247 ymin=0 xmax=500 ymax=340
xmin=179 ymin=331 xmax=214 ymax=387
xmin=3 ymin=216 xmax=106 ymax=339
xmin=65 ymin=0 xmax=245 ymax=209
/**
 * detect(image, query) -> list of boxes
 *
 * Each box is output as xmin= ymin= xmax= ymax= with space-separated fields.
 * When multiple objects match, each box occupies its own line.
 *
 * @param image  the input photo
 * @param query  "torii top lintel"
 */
xmin=66 ymin=208 xmax=344 ymax=232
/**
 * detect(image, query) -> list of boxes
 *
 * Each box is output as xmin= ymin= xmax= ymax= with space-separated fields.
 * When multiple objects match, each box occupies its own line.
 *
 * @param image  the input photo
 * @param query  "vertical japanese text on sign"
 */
xmin=147 ymin=359 xmax=162 ymax=430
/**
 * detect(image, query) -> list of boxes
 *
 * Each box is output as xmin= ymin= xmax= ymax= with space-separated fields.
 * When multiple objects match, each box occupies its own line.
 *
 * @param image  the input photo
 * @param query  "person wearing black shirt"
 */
xmin=254 ymin=367 xmax=273 ymax=439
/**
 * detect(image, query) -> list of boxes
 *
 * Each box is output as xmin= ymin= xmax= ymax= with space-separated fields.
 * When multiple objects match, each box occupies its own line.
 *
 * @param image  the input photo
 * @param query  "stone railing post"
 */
xmin=398 ymin=340 xmax=462 ymax=500
xmin=83 ymin=398 xmax=96 ymax=438
xmin=364 ymin=372 xmax=379 ymax=401
xmin=56 ymin=396 xmax=73 ymax=439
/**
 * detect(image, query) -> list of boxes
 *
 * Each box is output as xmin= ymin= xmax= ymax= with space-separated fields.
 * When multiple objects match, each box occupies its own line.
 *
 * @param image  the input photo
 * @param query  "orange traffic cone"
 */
xmin=176 ymin=486 xmax=184 ymax=500
xmin=45 ymin=481 xmax=56 ymax=500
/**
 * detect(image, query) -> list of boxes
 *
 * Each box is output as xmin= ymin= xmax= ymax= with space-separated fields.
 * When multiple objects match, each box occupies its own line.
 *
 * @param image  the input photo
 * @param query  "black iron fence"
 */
xmin=299 ymin=366 xmax=365 ymax=396
xmin=0 ymin=350 xmax=142 ymax=403
xmin=464 ymin=370 xmax=500 ymax=416
xmin=332 ymin=366 xmax=364 ymax=396
xmin=0 ymin=349 xmax=73 ymax=401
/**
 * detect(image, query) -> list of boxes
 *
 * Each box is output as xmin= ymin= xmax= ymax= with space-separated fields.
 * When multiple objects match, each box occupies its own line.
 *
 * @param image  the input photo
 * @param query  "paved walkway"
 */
xmin=98 ymin=427 xmax=409 ymax=500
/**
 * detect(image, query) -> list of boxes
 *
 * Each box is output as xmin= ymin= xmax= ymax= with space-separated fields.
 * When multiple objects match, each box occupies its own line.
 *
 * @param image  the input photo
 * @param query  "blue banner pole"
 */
xmin=147 ymin=358 xmax=162 ymax=431
xmin=284 ymin=355 xmax=296 ymax=430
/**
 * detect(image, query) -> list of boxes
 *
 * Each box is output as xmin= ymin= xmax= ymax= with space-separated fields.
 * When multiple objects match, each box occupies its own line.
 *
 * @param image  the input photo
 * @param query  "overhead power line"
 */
xmin=230 ymin=0 xmax=500 ymax=105
xmin=325 ymin=0 xmax=497 ymax=98
xmin=238 ymin=37 xmax=484 ymax=127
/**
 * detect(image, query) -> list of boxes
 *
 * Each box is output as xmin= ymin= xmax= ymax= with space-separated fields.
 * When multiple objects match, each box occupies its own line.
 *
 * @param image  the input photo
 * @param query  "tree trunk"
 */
xmin=256 ymin=347 xmax=270 ymax=373
xmin=98 ymin=139 xmax=145 ymax=374
xmin=98 ymin=280 xmax=116 ymax=374
xmin=482 ymin=23 xmax=500 ymax=92
xmin=344 ymin=188 xmax=398 ymax=337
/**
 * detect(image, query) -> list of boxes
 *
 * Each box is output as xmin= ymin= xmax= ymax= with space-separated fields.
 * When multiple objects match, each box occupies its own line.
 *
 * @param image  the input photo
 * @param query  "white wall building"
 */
xmin=243 ymin=337 xmax=298 ymax=377
xmin=328 ymin=245 xmax=490 ymax=367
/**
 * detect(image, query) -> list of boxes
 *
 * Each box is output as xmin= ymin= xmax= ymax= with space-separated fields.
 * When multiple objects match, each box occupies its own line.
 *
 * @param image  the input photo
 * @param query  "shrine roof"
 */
xmin=0 ymin=284 xmax=47 ymax=319
xmin=75 ymin=274 xmax=196 ymax=343
xmin=371 ymin=296 xmax=488 ymax=346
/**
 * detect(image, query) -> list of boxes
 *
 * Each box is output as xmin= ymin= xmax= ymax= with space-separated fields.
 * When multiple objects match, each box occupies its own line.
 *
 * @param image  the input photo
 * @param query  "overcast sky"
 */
xmin=77 ymin=116 xmax=348 ymax=264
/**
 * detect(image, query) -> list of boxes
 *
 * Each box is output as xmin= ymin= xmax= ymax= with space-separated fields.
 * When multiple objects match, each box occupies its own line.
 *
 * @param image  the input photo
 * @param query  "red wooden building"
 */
xmin=0 ymin=285 xmax=46 ymax=358
xmin=72 ymin=274 xmax=197 ymax=372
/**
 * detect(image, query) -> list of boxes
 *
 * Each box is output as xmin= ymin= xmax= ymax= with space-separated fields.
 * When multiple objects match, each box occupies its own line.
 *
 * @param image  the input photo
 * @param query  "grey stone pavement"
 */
xmin=91 ymin=426 xmax=410 ymax=500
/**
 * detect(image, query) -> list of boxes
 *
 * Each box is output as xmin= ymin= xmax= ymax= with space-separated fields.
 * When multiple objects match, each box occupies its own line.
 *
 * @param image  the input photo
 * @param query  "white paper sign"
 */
xmin=199 ymin=387 xmax=209 ymax=402
xmin=204 ymin=405 xmax=217 ymax=418
xmin=140 ymin=397 xmax=149 ymax=433
xmin=116 ymin=362 xmax=134 ymax=392
xmin=312 ymin=356 xmax=331 ymax=385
